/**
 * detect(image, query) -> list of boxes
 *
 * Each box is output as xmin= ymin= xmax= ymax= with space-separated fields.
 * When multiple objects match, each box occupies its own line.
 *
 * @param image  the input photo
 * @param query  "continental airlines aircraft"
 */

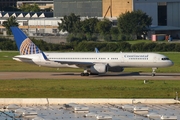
xmin=11 ymin=27 xmax=173 ymax=76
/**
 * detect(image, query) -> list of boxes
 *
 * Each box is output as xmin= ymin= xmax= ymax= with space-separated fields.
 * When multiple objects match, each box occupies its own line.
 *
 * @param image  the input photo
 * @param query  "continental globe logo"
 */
xmin=20 ymin=38 xmax=41 ymax=55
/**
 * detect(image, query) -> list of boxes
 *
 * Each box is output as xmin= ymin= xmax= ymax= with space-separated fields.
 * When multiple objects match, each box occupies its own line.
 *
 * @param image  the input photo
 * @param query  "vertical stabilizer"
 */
xmin=10 ymin=27 xmax=41 ymax=55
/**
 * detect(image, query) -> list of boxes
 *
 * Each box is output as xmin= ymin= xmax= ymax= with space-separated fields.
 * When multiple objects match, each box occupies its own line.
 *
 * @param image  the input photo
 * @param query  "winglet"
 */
xmin=95 ymin=48 xmax=99 ymax=53
xmin=10 ymin=27 xmax=41 ymax=55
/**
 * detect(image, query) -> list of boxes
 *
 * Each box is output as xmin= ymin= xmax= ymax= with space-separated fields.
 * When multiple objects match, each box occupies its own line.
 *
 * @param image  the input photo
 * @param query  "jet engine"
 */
xmin=108 ymin=66 xmax=124 ymax=72
xmin=90 ymin=64 xmax=108 ymax=74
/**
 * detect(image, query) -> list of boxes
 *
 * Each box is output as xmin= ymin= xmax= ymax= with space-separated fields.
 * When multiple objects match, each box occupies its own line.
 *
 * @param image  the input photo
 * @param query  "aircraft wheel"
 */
xmin=152 ymin=73 xmax=155 ymax=77
xmin=81 ymin=73 xmax=89 ymax=76
xmin=81 ymin=73 xmax=85 ymax=76
xmin=152 ymin=68 xmax=157 ymax=77
xmin=90 ymin=73 xmax=98 ymax=75
xmin=85 ymin=73 xmax=89 ymax=76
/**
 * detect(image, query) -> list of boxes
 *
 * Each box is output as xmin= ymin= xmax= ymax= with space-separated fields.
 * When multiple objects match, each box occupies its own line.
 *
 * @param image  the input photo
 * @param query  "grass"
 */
xmin=0 ymin=79 xmax=179 ymax=98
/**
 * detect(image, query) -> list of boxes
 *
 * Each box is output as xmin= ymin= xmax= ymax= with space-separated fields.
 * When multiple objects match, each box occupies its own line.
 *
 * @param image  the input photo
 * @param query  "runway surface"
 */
xmin=1 ymin=72 xmax=180 ymax=80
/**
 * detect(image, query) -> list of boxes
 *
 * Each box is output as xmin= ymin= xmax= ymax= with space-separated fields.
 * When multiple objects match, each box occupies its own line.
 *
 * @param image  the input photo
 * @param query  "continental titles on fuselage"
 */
xmin=124 ymin=55 xmax=149 ymax=58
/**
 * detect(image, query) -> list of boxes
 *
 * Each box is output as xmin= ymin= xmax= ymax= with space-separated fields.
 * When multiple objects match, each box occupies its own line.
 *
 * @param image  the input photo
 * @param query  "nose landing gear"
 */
xmin=152 ymin=68 xmax=157 ymax=76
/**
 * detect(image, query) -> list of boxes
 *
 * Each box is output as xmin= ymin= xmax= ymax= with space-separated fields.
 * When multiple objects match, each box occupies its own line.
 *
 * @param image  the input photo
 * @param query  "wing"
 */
xmin=43 ymin=53 xmax=104 ymax=68
xmin=53 ymin=60 xmax=94 ymax=68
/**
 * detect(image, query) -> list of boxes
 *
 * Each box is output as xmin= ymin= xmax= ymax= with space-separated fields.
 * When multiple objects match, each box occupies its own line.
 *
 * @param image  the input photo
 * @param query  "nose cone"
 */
xmin=170 ymin=60 xmax=174 ymax=66
xmin=168 ymin=60 xmax=174 ymax=67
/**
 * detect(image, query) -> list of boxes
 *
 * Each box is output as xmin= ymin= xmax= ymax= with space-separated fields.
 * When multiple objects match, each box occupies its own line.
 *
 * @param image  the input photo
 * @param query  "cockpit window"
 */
xmin=162 ymin=58 xmax=169 ymax=60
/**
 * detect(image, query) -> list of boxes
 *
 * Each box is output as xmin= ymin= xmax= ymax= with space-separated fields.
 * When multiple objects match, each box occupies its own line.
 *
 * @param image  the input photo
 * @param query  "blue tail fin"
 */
xmin=10 ymin=27 xmax=41 ymax=55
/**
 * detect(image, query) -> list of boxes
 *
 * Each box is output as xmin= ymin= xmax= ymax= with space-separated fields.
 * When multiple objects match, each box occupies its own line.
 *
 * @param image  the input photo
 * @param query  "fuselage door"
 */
xmin=153 ymin=55 xmax=157 ymax=63
xmin=121 ymin=54 xmax=125 ymax=63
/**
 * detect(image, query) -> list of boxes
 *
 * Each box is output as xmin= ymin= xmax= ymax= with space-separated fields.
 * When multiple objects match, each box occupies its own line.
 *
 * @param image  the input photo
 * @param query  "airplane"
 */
xmin=11 ymin=27 xmax=173 ymax=76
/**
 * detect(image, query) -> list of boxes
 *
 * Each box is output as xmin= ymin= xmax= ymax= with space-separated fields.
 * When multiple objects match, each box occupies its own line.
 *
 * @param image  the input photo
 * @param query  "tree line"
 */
xmin=1 ymin=37 xmax=180 ymax=52
xmin=58 ymin=10 xmax=152 ymax=41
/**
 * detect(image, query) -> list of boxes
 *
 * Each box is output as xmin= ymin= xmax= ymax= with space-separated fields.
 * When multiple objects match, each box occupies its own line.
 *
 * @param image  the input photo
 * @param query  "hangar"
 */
xmin=134 ymin=0 xmax=180 ymax=39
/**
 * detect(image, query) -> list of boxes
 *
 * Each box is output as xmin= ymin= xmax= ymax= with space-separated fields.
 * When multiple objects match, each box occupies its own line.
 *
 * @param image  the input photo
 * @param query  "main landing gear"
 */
xmin=81 ymin=69 xmax=89 ymax=76
xmin=81 ymin=73 xmax=89 ymax=76
xmin=152 ymin=68 xmax=157 ymax=76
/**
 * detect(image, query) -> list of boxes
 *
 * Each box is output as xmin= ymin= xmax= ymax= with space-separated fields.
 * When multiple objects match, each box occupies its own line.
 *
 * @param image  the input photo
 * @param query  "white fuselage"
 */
xmin=13 ymin=52 xmax=173 ymax=69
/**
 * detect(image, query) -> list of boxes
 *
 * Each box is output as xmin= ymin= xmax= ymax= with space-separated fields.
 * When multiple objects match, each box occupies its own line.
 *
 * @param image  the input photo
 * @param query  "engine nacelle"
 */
xmin=108 ymin=66 xmax=124 ymax=72
xmin=90 ymin=64 xmax=108 ymax=74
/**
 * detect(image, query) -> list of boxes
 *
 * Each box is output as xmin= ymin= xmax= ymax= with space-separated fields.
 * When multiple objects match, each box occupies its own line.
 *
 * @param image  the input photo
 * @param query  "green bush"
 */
xmin=175 ymin=43 xmax=180 ymax=52
xmin=76 ymin=33 xmax=86 ymax=41
xmin=164 ymin=43 xmax=176 ymax=52
xmin=117 ymin=41 xmax=131 ymax=52
xmin=110 ymin=27 xmax=119 ymax=40
xmin=66 ymin=34 xmax=79 ymax=42
xmin=154 ymin=43 xmax=166 ymax=52
xmin=85 ymin=33 xmax=98 ymax=41
xmin=75 ymin=41 xmax=108 ymax=51
xmin=0 ymin=37 xmax=17 ymax=50
xmin=105 ymin=43 xmax=118 ymax=51
xmin=131 ymin=42 xmax=145 ymax=51
xmin=103 ymin=34 xmax=112 ymax=41
xmin=143 ymin=42 xmax=156 ymax=52
xmin=118 ymin=34 xmax=126 ymax=41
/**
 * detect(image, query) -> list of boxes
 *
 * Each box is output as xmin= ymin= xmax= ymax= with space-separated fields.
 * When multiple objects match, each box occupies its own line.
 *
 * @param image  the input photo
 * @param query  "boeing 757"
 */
xmin=11 ymin=27 xmax=173 ymax=76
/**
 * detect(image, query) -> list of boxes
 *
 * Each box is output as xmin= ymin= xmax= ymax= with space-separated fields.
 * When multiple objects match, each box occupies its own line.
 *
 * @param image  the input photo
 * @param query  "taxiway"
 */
xmin=1 ymin=72 xmax=180 ymax=80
